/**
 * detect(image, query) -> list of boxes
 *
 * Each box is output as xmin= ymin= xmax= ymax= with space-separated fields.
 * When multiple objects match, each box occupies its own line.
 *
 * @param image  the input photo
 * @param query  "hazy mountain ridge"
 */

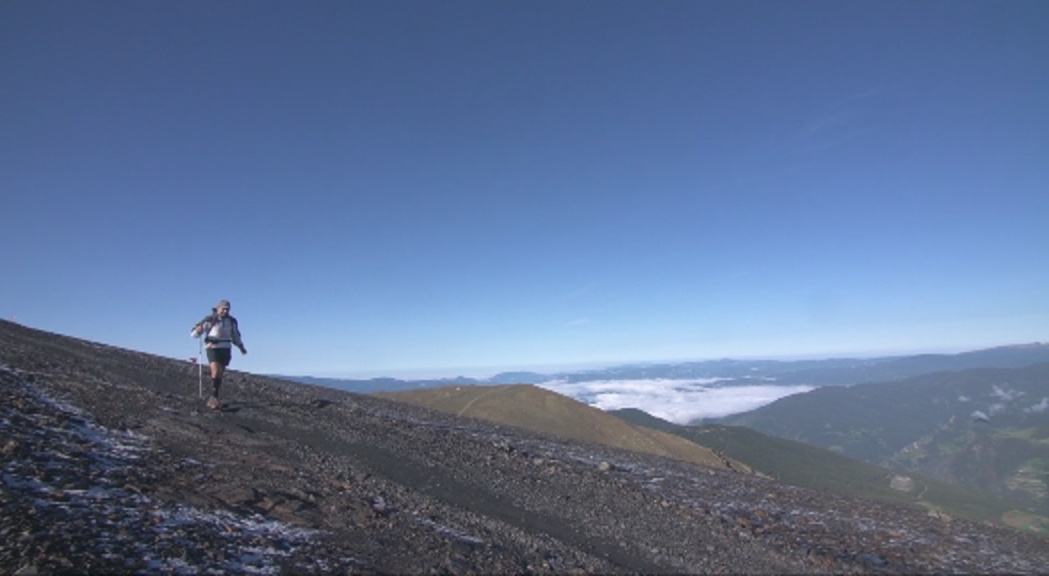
xmin=278 ymin=342 xmax=1049 ymax=393
xmin=718 ymin=363 xmax=1049 ymax=518
xmin=768 ymin=344 xmax=1049 ymax=386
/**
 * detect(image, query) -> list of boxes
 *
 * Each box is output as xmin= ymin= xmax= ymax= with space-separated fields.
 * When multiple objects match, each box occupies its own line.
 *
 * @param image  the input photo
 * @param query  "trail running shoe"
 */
xmin=207 ymin=396 xmax=222 ymax=410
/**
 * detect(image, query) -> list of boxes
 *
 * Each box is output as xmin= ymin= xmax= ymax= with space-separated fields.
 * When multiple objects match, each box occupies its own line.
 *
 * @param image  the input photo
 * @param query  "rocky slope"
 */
xmin=2 ymin=320 xmax=1047 ymax=574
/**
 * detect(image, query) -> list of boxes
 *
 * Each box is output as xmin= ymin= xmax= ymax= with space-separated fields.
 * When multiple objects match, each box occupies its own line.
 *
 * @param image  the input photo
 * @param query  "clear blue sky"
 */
xmin=2 ymin=1 xmax=1047 ymax=378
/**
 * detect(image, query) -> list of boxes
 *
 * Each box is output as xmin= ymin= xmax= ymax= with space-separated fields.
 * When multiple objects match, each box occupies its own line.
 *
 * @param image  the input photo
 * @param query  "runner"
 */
xmin=191 ymin=300 xmax=247 ymax=410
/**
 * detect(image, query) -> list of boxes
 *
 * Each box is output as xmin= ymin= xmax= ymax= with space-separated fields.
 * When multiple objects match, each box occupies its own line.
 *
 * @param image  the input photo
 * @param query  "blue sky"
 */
xmin=2 ymin=1 xmax=1047 ymax=379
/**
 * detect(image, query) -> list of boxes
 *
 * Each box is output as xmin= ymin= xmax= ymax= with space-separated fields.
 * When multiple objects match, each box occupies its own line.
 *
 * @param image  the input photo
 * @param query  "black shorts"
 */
xmin=206 ymin=347 xmax=232 ymax=367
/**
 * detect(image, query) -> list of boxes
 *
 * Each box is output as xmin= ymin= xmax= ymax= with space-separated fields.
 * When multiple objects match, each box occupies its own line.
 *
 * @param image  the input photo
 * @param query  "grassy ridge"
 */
xmin=376 ymin=384 xmax=750 ymax=472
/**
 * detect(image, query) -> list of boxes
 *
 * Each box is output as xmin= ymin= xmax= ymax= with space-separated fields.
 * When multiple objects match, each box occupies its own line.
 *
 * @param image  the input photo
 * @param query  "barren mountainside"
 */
xmin=2 ymin=320 xmax=1048 ymax=574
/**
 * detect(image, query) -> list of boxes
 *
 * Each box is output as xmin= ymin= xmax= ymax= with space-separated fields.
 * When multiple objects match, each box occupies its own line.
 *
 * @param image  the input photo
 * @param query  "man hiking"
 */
xmin=191 ymin=299 xmax=247 ymax=410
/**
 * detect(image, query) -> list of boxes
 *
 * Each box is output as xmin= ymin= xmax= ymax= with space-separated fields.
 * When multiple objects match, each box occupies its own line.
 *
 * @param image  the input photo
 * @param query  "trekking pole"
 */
xmin=197 ymin=335 xmax=204 ymax=398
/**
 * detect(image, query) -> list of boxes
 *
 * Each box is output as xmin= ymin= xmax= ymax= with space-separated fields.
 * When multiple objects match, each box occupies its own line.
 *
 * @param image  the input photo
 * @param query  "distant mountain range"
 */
xmin=278 ymin=342 xmax=1049 ymax=393
xmin=717 ymin=362 xmax=1049 ymax=519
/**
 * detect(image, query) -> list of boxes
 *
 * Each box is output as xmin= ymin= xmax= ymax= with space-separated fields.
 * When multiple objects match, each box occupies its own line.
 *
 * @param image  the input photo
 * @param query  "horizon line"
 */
xmin=278 ymin=340 xmax=1046 ymax=382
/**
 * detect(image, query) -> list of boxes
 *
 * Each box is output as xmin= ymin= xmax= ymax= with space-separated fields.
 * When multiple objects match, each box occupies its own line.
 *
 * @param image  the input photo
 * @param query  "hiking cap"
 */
xmin=216 ymin=300 xmax=231 ymax=310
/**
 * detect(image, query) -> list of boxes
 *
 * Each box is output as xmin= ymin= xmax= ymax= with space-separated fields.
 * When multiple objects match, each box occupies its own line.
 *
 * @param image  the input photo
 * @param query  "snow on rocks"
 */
xmin=0 ymin=366 xmax=333 ymax=574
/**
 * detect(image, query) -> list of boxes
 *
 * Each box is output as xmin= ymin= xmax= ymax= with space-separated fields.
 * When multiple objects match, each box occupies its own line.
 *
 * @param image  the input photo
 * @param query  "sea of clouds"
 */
xmin=535 ymin=378 xmax=814 ymax=425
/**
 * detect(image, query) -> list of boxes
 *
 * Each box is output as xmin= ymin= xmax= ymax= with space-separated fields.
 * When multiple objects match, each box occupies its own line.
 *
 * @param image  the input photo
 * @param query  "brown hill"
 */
xmin=2 ymin=319 xmax=1048 ymax=574
xmin=377 ymin=384 xmax=754 ymax=473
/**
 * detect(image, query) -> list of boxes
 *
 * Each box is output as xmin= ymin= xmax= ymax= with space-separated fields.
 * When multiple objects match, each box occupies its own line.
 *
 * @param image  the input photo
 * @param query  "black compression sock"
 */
xmin=212 ymin=376 xmax=222 ymax=397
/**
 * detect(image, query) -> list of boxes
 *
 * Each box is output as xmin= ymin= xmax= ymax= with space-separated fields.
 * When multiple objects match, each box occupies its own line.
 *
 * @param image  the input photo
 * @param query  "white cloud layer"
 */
xmin=1026 ymin=398 xmax=1049 ymax=414
xmin=536 ymin=378 xmax=814 ymax=424
xmin=992 ymin=384 xmax=1024 ymax=402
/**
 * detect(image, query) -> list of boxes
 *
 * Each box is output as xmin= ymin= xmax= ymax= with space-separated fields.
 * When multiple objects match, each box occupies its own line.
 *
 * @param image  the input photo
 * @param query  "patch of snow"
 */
xmin=1 ymin=367 xmax=329 ymax=573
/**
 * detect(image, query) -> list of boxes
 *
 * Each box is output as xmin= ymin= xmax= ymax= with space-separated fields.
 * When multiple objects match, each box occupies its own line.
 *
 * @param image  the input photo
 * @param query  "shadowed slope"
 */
xmin=717 ymin=363 xmax=1049 ymax=519
xmin=614 ymin=408 xmax=1048 ymax=534
xmin=377 ymin=384 xmax=753 ymax=473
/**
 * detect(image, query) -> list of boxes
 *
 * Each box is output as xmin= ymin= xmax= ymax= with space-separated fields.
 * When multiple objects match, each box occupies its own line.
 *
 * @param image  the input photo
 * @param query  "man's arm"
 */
xmin=190 ymin=315 xmax=213 ymax=338
xmin=231 ymin=317 xmax=247 ymax=354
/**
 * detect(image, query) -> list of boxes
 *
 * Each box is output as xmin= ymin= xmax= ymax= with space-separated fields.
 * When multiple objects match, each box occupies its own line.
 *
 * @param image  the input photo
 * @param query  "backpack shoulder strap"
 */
xmin=195 ymin=310 xmax=221 ymax=330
